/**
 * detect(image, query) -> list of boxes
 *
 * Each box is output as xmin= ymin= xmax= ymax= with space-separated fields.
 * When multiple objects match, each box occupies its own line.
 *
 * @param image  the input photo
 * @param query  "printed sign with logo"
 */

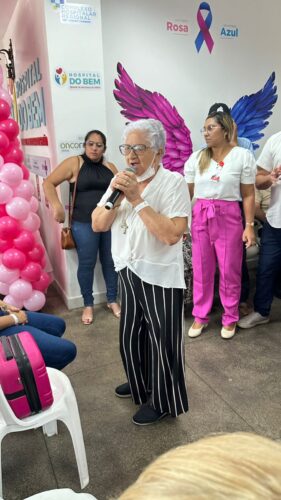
xmin=220 ymin=25 xmax=239 ymax=39
xmin=59 ymin=136 xmax=84 ymax=154
xmin=60 ymin=2 xmax=96 ymax=24
xmin=25 ymin=155 xmax=51 ymax=178
xmin=54 ymin=68 xmax=101 ymax=89
xmin=166 ymin=19 xmax=189 ymax=35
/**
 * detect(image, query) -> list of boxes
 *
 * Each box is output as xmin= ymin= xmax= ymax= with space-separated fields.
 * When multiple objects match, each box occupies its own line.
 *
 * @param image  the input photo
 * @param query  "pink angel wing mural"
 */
xmin=113 ymin=63 xmax=193 ymax=175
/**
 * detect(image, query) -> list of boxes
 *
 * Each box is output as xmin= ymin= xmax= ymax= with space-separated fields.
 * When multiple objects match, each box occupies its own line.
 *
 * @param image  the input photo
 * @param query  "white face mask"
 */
xmin=136 ymin=153 xmax=157 ymax=182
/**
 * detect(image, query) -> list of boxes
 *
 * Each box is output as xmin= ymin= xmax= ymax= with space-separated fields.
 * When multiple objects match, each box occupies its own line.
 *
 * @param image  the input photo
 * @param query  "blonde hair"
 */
xmin=119 ymin=432 xmax=281 ymax=499
xmin=199 ymin=112 xmax=234 ymax=174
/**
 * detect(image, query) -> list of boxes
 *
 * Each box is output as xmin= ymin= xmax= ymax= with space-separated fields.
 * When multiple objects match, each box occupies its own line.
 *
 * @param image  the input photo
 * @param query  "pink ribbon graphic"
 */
xmin=195 ymin=2 xmax=214 ymax=54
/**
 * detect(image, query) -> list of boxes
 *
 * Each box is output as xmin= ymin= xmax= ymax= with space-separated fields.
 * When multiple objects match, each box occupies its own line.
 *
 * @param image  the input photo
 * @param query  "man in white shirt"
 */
xmin=238 ymin=131 xmax=281 ymax=328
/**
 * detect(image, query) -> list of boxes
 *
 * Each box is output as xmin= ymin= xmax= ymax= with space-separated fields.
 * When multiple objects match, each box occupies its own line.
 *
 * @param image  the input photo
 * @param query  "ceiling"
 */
xmin=0 ymin=0 xmax=19 ymax=41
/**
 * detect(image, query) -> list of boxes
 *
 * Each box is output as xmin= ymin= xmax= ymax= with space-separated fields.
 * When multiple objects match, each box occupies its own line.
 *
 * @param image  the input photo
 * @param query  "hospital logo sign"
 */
xmin=55 ymin=69 xmax=101 ymax=89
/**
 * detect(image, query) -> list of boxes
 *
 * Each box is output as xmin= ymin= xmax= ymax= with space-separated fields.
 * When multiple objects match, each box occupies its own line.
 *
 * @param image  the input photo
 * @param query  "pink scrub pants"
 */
xmin=191 ymin=199 xmax=243 ymax=326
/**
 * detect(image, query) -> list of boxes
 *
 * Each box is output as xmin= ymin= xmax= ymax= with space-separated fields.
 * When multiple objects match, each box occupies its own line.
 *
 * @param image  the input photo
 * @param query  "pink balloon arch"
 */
xmin=0 ymin=67 xmax=52 ymax=311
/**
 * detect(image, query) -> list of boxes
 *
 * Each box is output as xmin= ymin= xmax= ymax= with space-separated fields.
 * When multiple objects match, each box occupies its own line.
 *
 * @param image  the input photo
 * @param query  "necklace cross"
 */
xmin=120 ymin=220 xmax=128 ymax=234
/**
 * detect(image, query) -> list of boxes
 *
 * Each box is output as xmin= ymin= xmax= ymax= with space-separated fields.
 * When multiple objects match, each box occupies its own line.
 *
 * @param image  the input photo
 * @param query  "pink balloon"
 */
xmin=6 ymin=196 xmax=31 ymax=220
xmin=0 ymin=99 xmax=10 ymax=120
xmin=0 ymin=281 xmax=10 ymax=295
xmin=0 ymin=238 xmax=11 ymax=252
xmin=30 ymin=196 xmax=39 ymax=212
xmin=40 ymin=256 xmax=46 ymax=268
xmin=20 ymin=261 xmax=42 ymax=282
xmin=0 ymin=155 xmax=4 ymax=168
xmin=3 ymin=294 xmax=24 ymax=309
xmin=0 ymin=70 xmax=3 ymax=86
xmin=0 ymin=119 xmax=19 ymax=140
xmin=13 ymin=180 xmax=34 ymax=200
xmin=0 ymin=89 xmax=12 ymax=106
xmin=9 ymin=279 xmax=32 ymax=300
xmin=0 ymin=182 xmax=13 ymax=204
xmin=28 ymin=243 xmax=45 ymax=262
xmin=13 ymin=230 xmax=35 ymax=252
xmin=0 ymin=131 xmax=9 ymax=154
xmin=2 ymin=248 xmax=26 ymax=269
xmin=3 ymin=147 xmax=24 ymax=165
xmin=20 ymin=164 xmax=30 ymax=180
xmin=0 ymin=263 xmax=20 ymax=284
xmin=0 ymin=216 xmax=21 ymax=239
xmin=9 ymin=138 xmax=20 ymax=148
xmin=33 ymin=271 xmax=52 ymax=291
xmin=21 ymin=212 xmax=40 ymax=231
xmin=23 ymin=290 xmax=46 ymax=311
xmin=0 ymin=162 xmax=23 ymax=186
xmin=0 ymin=205 xmax=7 ymax=217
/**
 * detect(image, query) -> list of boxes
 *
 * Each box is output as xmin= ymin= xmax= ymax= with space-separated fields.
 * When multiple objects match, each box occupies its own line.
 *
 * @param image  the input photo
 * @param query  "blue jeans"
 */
xmin=71 ymin=221 xmax=118 ymax=306
xmin=0 ymin=312 xmax=77 ymax=370
xmin=254 ymin=220 xmax=281 ymax=316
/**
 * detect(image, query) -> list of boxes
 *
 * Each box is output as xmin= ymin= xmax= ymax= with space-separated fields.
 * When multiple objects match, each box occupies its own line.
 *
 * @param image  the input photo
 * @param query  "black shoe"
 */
xmin=115 ymin=382 xmax=131 ymax=398
xmin=132 ymin=403 xmax=169 ymax=426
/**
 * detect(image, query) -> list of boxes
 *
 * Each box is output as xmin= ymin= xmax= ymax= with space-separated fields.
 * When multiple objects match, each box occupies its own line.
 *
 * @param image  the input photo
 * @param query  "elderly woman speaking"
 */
xmin=92 ymin=119 xmax=190 ymax=426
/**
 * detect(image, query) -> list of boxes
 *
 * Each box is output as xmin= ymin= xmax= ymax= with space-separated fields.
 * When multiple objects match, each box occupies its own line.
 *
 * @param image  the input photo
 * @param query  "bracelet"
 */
xmin=246 ymin=222 xmax=255 ymax=226
xmin=10 ymin=313 xmax=19 ymax=325
xmin=134 ymin=201 xmax=149 ymax=214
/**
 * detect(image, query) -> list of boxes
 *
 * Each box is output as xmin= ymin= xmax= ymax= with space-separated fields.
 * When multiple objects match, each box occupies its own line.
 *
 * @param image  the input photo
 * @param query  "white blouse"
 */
xmin=98 ymin=166 xmax=191 ymax=289
xmin=256 ymin=131 xmax=281 ymax=228
xmin=184 ymin=146 xmax=256 ymax=201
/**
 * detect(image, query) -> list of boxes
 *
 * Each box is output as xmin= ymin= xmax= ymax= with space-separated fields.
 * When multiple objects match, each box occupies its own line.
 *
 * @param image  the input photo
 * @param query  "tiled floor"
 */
xmin=2 ymin=286 xmax=281 ymax=499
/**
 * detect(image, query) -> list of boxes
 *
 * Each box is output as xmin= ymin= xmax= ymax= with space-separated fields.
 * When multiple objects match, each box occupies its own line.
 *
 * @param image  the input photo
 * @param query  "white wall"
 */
xmin=101 ymin=0 xmax=281 ymax=166
xmin=3 ymin=0 xmax=109 ymax=308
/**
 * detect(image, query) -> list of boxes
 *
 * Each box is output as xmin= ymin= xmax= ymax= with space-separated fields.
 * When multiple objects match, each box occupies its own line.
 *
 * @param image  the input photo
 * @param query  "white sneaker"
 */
xmin=188 ymin=322 xmax=208 ymax=338
xmin=221 ymin=325 xmax=236 ymax=339
xmin=237 ymin=311 xmax=270 ymax=329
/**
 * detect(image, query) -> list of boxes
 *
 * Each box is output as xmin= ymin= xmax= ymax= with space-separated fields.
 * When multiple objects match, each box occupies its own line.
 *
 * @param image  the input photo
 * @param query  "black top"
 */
xmin=72 ymin=154 xmax=114 ymax=223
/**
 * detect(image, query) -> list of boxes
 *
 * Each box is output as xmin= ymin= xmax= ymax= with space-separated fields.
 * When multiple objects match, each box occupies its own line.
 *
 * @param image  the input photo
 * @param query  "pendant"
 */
xmin=120 ymin=220 xmax=128 ymax=234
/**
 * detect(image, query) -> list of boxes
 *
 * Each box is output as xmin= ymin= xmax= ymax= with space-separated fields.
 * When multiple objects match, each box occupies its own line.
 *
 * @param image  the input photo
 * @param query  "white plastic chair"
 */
xmin=0 ymin=368 xmax=89 ymax=499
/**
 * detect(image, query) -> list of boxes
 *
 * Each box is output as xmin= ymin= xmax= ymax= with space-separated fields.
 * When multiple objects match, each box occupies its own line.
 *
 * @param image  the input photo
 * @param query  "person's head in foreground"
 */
xmin=119 ymin=432 xmax=281 ymax=499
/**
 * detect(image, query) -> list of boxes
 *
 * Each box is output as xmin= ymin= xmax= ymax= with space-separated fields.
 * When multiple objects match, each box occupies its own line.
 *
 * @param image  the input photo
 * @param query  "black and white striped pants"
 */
xmin=119 ymin=267 xmax=188 ymax=417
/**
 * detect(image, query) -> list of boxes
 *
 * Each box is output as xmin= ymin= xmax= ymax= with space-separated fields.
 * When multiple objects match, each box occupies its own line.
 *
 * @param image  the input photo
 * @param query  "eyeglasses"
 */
xmin=200 ymin=125 xmax=222 ymax=134
xmin=119 ymin=144 xmax=151 ymax=156
xmin=86 ymin=141 xmax=104 ymax=148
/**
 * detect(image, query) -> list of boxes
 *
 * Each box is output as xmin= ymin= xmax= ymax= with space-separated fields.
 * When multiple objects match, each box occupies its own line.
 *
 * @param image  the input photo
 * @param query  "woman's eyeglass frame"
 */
xmin=119 ymin=144 xmax=152 ymax=156
xmin=200 ymin=125 xmax=223 ymax=134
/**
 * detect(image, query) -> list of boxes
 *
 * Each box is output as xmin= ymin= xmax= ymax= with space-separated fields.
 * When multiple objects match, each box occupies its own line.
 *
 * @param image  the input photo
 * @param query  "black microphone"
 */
xmin=104 ymin=166 xmax=135 ymax=210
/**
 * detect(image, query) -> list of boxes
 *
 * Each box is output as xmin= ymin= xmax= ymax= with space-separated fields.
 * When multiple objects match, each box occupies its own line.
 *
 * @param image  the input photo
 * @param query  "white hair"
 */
xmin=122 ymin=119 xmax=166 ymax=152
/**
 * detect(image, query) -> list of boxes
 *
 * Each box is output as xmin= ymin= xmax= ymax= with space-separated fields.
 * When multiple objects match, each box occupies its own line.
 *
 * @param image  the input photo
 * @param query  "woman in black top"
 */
xmin=43 ymin=130 xmax=120 ymax=324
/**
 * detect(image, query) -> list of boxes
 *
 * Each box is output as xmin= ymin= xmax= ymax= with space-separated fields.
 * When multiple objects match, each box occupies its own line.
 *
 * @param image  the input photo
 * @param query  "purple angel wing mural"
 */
xmin=231 ymin=72 xmax=277 ymax=150
xmin=113 ymin=63 xmax=192 ymax=175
